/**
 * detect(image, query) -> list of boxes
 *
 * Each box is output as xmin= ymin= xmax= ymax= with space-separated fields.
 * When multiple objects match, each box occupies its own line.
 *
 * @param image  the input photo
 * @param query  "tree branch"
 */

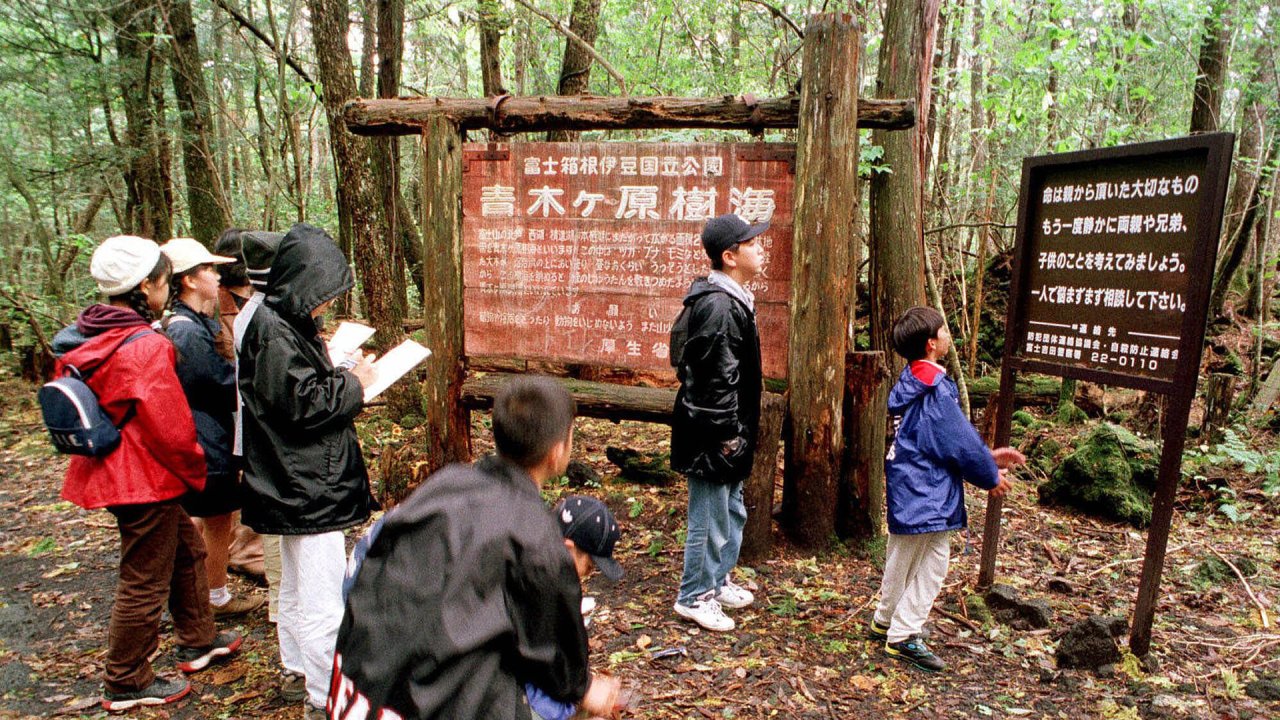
xmin=741 ymin=0 xmax=804 ymax=39
xmin=511 ymin=0 xmax=628 ymax=94
xmin=924 ymin=220 xmax=1017 ymax=235
xmin=209 ymin=0 xmax=318 ymax=93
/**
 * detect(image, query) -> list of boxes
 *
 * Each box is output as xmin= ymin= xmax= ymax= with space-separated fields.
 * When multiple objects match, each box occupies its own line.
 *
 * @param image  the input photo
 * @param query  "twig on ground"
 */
xmin=1208 ymin=546 xmax=1271 ymax=629
xmin=935 ymin=606 xmax=981 ymax=632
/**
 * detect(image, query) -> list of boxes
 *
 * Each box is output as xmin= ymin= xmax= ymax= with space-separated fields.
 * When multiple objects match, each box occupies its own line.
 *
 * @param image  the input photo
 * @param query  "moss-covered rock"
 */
xmin=1024 ymin=434 xmax=1063 ymax=476
xmin=1038 ymin=423 xmax=1157 ymax=527
xmin=1012 ymin=410 xmax=1037 ymax=427
xmin=604 ymin=446 xmax=679 ymax=485
xmin=1056 ymin=401 xmax=1087 ymax=425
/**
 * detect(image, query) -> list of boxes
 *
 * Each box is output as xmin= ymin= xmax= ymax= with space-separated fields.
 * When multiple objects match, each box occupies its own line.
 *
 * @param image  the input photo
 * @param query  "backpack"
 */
xmin=669 ymin=305 xmax=691 ymax=368
xmin=38 ymin=330 xmax=153 ymax=456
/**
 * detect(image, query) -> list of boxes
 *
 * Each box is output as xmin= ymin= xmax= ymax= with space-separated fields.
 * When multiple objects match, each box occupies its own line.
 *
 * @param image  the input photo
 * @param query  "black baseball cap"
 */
xmin=701 ymin=213 xmax=770 ymax=260
xmin=554 ymin=495 xmax=623 ymax=581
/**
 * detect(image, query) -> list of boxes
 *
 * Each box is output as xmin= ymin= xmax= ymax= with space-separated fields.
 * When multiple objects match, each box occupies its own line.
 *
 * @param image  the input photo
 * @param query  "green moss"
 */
xmin=1038 ymin=423 xmax=1157 ymax=527
xmin=965 ymin=594 xmax=993 ymax=623
xmin=1056 ymin=401 xmax=1088 ymax=425
xmin=1012 ymin=410 xmax=1036 ymax=427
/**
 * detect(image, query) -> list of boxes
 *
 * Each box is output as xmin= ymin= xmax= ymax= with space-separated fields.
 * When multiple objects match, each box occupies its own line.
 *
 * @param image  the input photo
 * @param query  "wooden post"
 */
xmin=784 ymin=13 xmax=861 ymax=548
xmin=740 ymin=392 xmax=786 ymax=563
xmin=1201 ymin=373 xmax=1234 ymax=441
xmin=420 ymin=118 xmax=471 ymax=469
xmin=837 ymin=352 xmax=890 ymax=539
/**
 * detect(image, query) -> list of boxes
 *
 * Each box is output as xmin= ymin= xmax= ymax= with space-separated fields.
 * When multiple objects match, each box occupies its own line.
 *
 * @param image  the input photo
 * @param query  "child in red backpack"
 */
xmin=51 ymin=235 xmax=242 ymax=711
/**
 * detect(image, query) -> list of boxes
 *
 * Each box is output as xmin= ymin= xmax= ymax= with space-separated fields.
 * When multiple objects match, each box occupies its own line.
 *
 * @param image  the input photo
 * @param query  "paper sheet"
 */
xmin=327 ymin=321 xmax=376 ymax=366
xmin=363 ymin=339 xmax=432 ymax=402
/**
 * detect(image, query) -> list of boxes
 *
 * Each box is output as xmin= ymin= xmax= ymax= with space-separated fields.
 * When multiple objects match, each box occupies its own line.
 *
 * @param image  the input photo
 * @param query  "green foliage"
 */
xmin=1183 ymin=427 xmax=1280 ymax=521
xmin=1039 ymin=423 xmax=1158 ymax=527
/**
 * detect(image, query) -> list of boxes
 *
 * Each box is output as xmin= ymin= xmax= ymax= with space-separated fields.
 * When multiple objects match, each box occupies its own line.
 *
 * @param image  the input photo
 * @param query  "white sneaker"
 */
xmin=674 ymin=595 xmax=735 ymax=632
xmin=716 ymin=579 xmax=755 ymax=609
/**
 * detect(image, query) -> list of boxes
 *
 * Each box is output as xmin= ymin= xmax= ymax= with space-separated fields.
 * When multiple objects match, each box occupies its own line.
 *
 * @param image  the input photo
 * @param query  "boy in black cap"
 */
xmin=670 ymin=213 xmax=767 ymax=632
xmin=330 ymin=377 xmax=628 ymax=720
xmin=523 ymin=495 xmax=624 ymax=720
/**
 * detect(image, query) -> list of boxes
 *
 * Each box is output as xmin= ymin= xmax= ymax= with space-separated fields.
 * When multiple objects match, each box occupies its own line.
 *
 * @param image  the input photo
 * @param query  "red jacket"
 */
xmin=55 ymin=310 xmax=206 ymax=509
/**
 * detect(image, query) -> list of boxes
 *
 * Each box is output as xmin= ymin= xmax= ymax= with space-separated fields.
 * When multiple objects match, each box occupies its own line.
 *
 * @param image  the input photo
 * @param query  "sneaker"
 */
xmin=101 ymin=676 xmax=191 ymax=712
xmin=280 ymin=671 xmax=307 ymax=702
xmin=175 ymin=630 xmax=243 ymax=673
xmin=868 ymin=618 xmax=890 ymax=640
xmin=716 ymin=579 xmax=754 ymax=610
xmin=212 ymin=593 xmax=265 ymax=617
xmin=885 ymin=635 xmax=946 ymax=673
xmin=674 ymin=595 xmax=735 ymax=632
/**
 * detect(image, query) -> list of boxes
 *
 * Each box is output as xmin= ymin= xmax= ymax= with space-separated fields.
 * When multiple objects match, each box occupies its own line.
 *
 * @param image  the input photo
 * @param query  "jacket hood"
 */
xmin=682 ymin=277 xmax=726 ymax=307
xmin=887 ymin=364 xmax=942 ymax=414
xmin=57 ymin=325 xmax=152 ymax=372
xmin=265 ymin=223 xmax=352 ymax=325
xmin=79 ymin=304 xmax=148 ymax=335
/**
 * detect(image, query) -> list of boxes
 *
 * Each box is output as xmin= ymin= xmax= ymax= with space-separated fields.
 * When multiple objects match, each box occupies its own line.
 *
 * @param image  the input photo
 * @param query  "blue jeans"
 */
xmin=677 ymin=478 xmax=746 ymax=606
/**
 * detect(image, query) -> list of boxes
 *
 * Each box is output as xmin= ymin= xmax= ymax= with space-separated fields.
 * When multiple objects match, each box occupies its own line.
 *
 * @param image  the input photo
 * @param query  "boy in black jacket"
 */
xmin=329 ymin=377 xmax=626 ymax=720
xmin=670 ymin=213 xmax=768 ymax=632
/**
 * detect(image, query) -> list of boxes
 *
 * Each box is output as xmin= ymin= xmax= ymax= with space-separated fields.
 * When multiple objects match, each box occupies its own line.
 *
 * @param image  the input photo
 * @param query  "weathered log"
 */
xmin=741 ymin=392 xmax=786 ymax=564
xmin=1251 ymin=359 xmax=1280 ymax=413
xmin=784 ymin=14 xmax=861 ymax=549
xmin=837 ymin=352 xmax=890 ymax=540
xmin=420 ymin=118 xmax=472 ymax=468
xmin=344 ymin=94 xmax=914 ymax=135
xmin=462 ymin=372 xmax=676 ymax=423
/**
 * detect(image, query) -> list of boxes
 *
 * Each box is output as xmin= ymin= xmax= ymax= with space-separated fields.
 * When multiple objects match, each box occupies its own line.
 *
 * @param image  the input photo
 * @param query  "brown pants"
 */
xmin=105 ymin=500 xmax=215 ymax=693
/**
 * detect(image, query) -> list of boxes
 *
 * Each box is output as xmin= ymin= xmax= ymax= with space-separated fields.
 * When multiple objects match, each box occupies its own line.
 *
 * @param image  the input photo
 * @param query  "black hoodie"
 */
xmin=236 ymin=223 xmax=371 ymax=534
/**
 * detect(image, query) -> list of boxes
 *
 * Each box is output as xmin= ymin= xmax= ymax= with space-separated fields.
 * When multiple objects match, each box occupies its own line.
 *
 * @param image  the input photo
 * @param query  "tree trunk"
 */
xmin=869 ymin=0 xmax=936 ymax=363
xmin=837 ymin=353 xmax=890 ymax=540
xmin=1189 ymin=0 xmax=1230 ymax=133
xmin=420 ymin=117 xmax=471 ymax=469
xmin=546 ymin=0 xmax=602 ymax=142
xmin=784 ymin=13 xmax=861 ymax=549
xmin=307 ymin=0 xmax=402 ymax=345
xmin=740 ymin=392 xmax=786 ymax=563
xmin=112 ymin=0 xmax=172 ymax=241
xmin=1209 ymin=135 xmax=1277 ymax=320
xmin=478 ymin=0 xmax=507 ymax=96
xmin=164 ymin=0 xmax=233 ymax=246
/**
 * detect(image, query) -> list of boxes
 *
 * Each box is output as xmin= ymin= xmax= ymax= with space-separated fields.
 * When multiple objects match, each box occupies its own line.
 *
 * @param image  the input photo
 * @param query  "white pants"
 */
xmin=278 ymin=531 xmax=346 ymax=708
xmin=873 ymin=531 xmax=952 ymax=643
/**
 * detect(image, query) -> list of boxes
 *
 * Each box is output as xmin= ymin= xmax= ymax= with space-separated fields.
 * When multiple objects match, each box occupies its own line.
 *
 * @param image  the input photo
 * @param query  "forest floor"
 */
xmin=0 ymin=369 xmax=1277 ymax=720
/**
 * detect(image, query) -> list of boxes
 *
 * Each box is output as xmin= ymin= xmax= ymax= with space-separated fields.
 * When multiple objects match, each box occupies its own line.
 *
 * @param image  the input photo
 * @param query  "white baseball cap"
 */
xmin=90 ymin=235 xmax=163 ymax=296
xmin=161 ymin=237 xmax=236 ymax=275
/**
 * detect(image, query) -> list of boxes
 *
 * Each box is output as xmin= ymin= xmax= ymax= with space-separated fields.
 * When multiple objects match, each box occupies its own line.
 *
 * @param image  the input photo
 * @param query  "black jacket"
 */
xmin=330 ymin=454 xmax=591 ymax=720
xmin=670 ymin=277 xmax=763 ymax=483
xmin=237 ymin=223 xmax=372 ymax=534
xmin=166 ymin=301 xmax=237 ymax=478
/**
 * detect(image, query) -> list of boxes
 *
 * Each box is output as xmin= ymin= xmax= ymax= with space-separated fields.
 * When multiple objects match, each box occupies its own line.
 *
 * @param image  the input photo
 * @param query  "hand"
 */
xmin=989 ymin=468 xmax=1013 ymax=499
xmin=581 ymin=674 xmax=624 ymax=719
xmin=991 ymin=446 xmax=1027 ymax=469
xmin=720 ymin=437 xmax=744 ymax=456
xmin=347 ymin=351 xmax=377 ymax=389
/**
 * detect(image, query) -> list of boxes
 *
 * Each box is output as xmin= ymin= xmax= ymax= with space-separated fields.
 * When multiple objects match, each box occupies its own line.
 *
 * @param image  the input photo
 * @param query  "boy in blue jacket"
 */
xmin=873 ymin=307 xmax=1025 ymax=672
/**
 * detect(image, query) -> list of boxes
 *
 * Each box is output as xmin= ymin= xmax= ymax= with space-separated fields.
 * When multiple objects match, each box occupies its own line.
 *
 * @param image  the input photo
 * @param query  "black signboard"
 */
xmin=983 ymin=133 xmax=1234 ymax=658
xmin=1006 ymin=134 xmax=1234 ymax=393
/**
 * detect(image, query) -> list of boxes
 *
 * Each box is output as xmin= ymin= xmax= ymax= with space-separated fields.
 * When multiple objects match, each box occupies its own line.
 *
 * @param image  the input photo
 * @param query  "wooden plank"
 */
xmin=344 ymin=95 xmax=915 ymax=136
xmin=461 ymin=372 xmax=676 ymax=423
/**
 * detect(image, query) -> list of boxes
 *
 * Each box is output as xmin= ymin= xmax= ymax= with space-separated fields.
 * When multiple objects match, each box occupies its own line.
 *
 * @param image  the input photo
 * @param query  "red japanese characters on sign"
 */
xmin=462 ymin=142 xmax=794 ymax=377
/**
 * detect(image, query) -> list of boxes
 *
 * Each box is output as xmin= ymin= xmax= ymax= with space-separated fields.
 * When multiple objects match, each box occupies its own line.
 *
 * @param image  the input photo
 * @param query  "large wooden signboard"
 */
xmin=984 ymin=133 xmax=1234 ymax=657
xmin=461 ymin=142 xmax=794 ymax=378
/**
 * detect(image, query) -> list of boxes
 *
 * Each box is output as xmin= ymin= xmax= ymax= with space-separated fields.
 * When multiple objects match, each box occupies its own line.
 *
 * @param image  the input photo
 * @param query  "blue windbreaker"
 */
xmin=884 ymin=363 xmax=999 ymax=535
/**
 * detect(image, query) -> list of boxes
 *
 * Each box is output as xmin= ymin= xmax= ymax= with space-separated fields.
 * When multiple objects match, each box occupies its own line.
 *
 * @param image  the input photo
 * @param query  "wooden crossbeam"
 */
xmin=344 ymin=94 xmax=914 ymax=135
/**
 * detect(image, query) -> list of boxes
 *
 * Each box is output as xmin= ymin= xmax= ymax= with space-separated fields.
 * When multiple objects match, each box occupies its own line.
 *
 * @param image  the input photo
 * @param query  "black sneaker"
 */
xmin=176 ymin=630 xmax=243 ymax=673
xmin=101 ymin=676 xmax=191 ymax=712
xmin=885 ymin=636 xmax=946 ymax=673
xmin=868 ymin=618 xmax=890 ymax=640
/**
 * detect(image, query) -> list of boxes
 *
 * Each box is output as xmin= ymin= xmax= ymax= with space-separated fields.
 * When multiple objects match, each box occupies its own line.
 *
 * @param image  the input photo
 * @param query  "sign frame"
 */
xmin=978 ymin=133 xmax=1235 ymax=657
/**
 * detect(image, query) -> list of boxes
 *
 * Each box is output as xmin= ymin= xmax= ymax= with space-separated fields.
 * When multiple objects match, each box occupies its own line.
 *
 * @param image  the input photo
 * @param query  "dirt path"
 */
xmin=1 ymin=377 xmax=1276 ymax=719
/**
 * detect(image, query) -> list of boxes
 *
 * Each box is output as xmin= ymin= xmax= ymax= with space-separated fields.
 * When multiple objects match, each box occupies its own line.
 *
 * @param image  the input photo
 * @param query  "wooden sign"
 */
xmin=461 ymin=142 xmax=794 ymax=378
xmin=1006 ymin=134 xmax=1235 ymax=392
xmin=984 ymin=133 xmax=1235 ymax=658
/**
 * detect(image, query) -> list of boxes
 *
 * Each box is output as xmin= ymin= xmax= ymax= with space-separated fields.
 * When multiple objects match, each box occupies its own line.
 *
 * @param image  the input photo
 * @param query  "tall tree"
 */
xmin=1189 ymin=0 xmax=1231 ymax=133
xmin=163 ymin=0 xmax=233 ymax=246
xmin=869 ymin=0 xmax=938 ymax=360
xmin=307 ymin=0 xmax=402 ymax=343
xmin=111 ymin=0 xmax=172 ymax=240
xmin=478 ymin=0 xmax=508 ymax=96
xmin=547 ymin=0 xmax=602 ymax=142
